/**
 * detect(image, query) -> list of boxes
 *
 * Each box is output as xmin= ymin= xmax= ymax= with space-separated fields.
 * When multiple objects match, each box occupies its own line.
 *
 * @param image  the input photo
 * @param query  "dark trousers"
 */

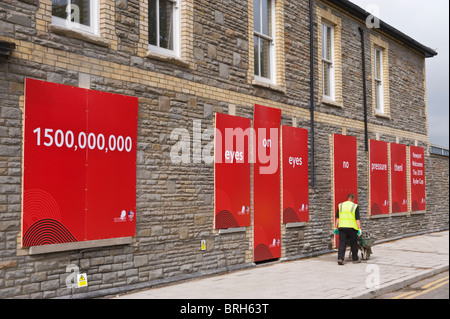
xmin=338 ymin=228 xmax=359 ymax=261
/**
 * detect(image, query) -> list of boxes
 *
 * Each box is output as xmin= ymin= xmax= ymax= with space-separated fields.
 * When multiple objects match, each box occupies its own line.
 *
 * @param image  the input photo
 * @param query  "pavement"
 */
xmin=112 ymin=230 xmax=449 ymax=299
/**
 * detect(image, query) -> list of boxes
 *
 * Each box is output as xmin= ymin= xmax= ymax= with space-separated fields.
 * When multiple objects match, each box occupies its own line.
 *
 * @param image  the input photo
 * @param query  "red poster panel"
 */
xmin=214 ymin=113 xmax=251 ymax=229
xmin=85 ymin=90 xmax=138 ymax=240
xmin=253 ymin=104 xmax=281 ymax=262
xmin=369 ymin=140 xmax=389 ymax=215
xmin=281 ymin=126 xmax=309 ymax=223
xmin=333 ymin=134 xmax=358 ymax=247
xmin=22 ymin=78 xmax=138 ymax=247
xmin=410 ymin=146 xmax=426 ymax=212
xmin=23 ymin=79 xmax=87 ymax=245
xmin=390 ymin=143 xmax=408 ymax=214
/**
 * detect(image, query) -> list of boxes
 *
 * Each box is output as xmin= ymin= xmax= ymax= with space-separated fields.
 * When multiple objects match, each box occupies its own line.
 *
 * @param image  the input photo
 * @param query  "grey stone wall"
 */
xmin=0 ymin=0 xmax=447 ymax=299
xmin=426 ymin=154 xmax=450 ymax=231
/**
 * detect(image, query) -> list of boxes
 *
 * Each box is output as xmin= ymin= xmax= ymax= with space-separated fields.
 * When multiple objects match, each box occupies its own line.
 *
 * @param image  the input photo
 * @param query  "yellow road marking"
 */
xmin=404 ymin=280 xmax=449 ymax=299
xmin=391 ymin=291 xmax=417 ymax=299
xmin=421 ymin=275 xmax=449 ymax=289
xmin=392 ymin=275 xmax=449 ymax=299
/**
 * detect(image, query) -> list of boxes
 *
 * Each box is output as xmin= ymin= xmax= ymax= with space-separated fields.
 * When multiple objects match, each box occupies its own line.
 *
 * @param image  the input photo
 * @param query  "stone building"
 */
xmin=0 ymin=0 xmax=448 ymax=298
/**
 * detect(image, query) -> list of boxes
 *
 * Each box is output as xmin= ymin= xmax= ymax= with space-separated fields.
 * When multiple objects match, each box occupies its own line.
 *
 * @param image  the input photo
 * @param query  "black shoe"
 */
xmin=338 ymin=259 xmax=344 ymax=265
xmin=352 ymin=259 xmax=361 ymax=264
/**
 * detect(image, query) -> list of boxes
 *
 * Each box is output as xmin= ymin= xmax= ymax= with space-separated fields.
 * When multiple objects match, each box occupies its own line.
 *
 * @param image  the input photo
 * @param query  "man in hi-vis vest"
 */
xmin=334 ymin=193 xmax=362 ymax=265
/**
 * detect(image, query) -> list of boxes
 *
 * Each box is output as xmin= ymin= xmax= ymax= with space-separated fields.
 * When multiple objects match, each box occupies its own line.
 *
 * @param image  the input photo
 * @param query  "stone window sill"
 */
xmin=375 ymin=111 xmax=391 ymax=119
xmin=391 ymin=212 xmax=409 ymax=217
xmin=49 ymin=24 xmax=111 ymax=48
xmin=369 ymin=213 xmax=390 ymax=219
xmin=146 ymin=50 xmax=191 ymax=69
xmin=285 ymin=222 xmax=307 ymax=229
xmin=218 ymin=227 xmax=247 ymax=235
xmin=22 ymin=237 xmax=133 ymax=255
xmin=321 ymin=97 xmax=343 ymax=108
xmin=252 ymin=79 xmax=286 ymax=94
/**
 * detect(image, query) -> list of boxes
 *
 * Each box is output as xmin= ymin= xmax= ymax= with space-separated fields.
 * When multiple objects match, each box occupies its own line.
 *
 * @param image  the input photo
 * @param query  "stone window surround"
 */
xmin=37 ymin=0 xmax=119 ymax=49
xmin=253 ymin=0 xmax=276 ymax=83
xmin=51 ymin=0 xmax=99 ymax=36
xmin=37 ymin=0 xmax=194 ymax=67
xmin=247 ymin=0 xmax=287 ymax=92
xmin=138 ymin=0 xmax=195 ymax=69
xmin=146 ymin=0 xmax=181 ymax=58
xmin=321 ymin=21 xmax=335 ymax=101
xmin=370 ymin=34 xmax=391 ymax=119
xmin=316 ymin=6 xmax=343 ymax=108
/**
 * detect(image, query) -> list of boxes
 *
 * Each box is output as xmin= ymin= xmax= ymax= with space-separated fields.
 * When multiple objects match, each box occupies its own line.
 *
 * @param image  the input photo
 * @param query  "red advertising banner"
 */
xmin=22 ymin=78 xmax=138 ymax=247
xmin=281 ymin=125 xmax=309 ymax=223
xmin=390 ymin=143 xmax=408 ymax=214
xmin=410 ymin=146 xmax=426 ymax=212
xmin=333 ymin=134 xmax=358 ymax=247
xmin=253 ymin=104 xmax=281 ymax=262
xmin=214 ymin=113 xmax=251 ymax=229
xmin=333 ymin=134 xmax=358 ymax=208
xmin=369 ymin=140 xmax=389 ymax=215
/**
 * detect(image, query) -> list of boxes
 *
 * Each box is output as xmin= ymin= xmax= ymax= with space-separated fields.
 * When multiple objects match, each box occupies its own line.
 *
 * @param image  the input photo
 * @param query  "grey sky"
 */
xmin=350 ymin=0 xmax=449 ymax=147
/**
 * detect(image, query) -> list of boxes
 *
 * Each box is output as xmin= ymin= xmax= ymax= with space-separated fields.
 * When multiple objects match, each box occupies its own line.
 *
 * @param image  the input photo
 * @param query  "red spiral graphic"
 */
xmin=23 ymin=189 xmax=62 ymax=229
xmin=22 ymin=219 xmax=77 ymax=247
xmin=392 ymin=201 xmax=402 ymax=213
xmin=283 ymin=207 xmax=300 ymax=223
xmin=22 ymin=189 xmax=77 ymax=247
xmin=254 ymin=243 xmax=274 ymax=262
xmin=371 ymin=203 xmax=382 ymax=215
xmin=215 ymin=210 xmax=240 ymax=229
xmin=412 ymin=201 xmax=421 ymax=211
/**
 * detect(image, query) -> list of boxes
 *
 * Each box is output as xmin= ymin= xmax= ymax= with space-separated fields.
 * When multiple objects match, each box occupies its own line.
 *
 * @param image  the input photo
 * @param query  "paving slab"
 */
xmin=112 ymin=231 xmax=449 ymax=299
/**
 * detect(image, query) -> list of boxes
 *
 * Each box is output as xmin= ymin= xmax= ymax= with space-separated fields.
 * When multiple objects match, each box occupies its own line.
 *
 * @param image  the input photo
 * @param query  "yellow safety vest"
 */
xmin=338 ymin=201 xmax=359 ymax=230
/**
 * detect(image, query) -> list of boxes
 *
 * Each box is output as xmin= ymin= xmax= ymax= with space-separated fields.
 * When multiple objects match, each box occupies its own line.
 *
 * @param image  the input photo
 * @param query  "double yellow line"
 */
xmin=392 ymin=275 xmax=449 ymax=299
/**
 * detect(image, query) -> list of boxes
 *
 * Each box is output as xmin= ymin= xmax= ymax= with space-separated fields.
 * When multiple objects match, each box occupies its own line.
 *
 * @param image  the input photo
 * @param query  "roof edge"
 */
xmin=330 ymin=0 xmax=438 ymax=58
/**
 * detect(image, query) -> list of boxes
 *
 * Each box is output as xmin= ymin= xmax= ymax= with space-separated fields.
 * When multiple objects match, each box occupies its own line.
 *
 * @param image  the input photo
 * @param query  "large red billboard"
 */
xmin=410 ymin=146 xmax=426 ymax=212
xmin=253 ymin=104 xmax=281 ymax=262
xmin=333 ymin=134 xmax=358 ymax=247
xmin=281 ymin=125 xmax=309 ymax=223
xmin=369 ymin=140 xmax=389 ymax=216
xmin=214 ymin=113 xmax=252 ymax=229
xmin=333 ymin=134 xmax=358 ymax=208
xmin=22 ymin=78 xmax=138 ymax=247
xmin=390 ymin=143 xmax=408 ymax=214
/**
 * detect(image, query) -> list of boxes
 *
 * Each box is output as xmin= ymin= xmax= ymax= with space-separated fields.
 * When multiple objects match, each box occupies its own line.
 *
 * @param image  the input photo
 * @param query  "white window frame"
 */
xmin=253 ymin=0 xmax=276 ymax=84
xmin=51 ymin=0 xmax=99 ymax=35
xmin=148 ymin=0 xmax=181 ymax=58
xmin=374 ymin=47 xmax=384 ymax=114
xmin=321 ymin=21 xmax=335 ymax=101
